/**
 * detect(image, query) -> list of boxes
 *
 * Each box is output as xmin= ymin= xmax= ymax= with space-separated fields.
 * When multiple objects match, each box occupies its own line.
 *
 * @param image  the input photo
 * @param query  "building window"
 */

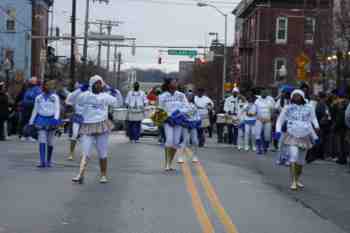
xmin=305 ymin=17 xmax=316 ymax=44
xmin=274 ymin=58 xmax=287 ymax=82
xmin=276 ymin=17 xmax=288 ymax=44
xmin=6 ymin=8 xmax=16 ymax=32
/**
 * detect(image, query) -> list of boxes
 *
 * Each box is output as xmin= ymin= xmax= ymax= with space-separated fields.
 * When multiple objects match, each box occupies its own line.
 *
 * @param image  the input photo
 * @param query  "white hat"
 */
xmin=291 ymin=89 xmax=305 ymax=100
xmin=29 ymin=76 xmax=38 ymax=85
xmin=89 ymin=75 xmax=105 ymax=89
xmin=232 ymin=87 xmax=240 ymax=93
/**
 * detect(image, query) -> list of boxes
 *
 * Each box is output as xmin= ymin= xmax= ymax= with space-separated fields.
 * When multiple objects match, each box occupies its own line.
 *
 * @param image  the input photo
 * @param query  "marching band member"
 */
xmin=178 ymin=92 xmax=201 ymax=163
xmin=255 ymin=89 xmax=275 ymax=155
xmin=29 ymin=80 xmax=61 ymax=168
xmin=241 ymin=93 xmax=257 ymax=152
xmin=275 ymin=89 xmax=319 ymax=190
xmin=65 ymin=83 xmax=88 ymax=160
xmin=158 ymin=78 xmax=189 ymax=171
xmin=125 ymin=82 xmax=148 ymax=143
xmin=72 ymin=75 xmax=119 ymax=184
xmin=194 ymin=88 xmax=214 ymax=147
xmin=224 ymin=87 xmax=245 ymax=147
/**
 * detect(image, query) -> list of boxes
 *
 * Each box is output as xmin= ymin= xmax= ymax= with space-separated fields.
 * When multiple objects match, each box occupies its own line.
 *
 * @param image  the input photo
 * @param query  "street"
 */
xmin=0 ymin=133 xmax=349 ymax=233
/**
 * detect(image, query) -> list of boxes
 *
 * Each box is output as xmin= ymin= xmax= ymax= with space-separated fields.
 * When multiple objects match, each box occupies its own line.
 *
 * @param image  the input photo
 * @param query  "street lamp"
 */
xmin=198 ymin=2 xmax=228 ymax=100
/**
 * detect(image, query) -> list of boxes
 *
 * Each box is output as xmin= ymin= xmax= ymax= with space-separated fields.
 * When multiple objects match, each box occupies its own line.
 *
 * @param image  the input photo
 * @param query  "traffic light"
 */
xmin=158 ymin=57 xmax=162 ymax=64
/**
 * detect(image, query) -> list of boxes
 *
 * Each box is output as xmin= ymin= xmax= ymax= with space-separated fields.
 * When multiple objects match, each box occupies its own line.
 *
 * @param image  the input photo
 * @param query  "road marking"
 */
xmin=195 ymin=163 xmax=239 ymax=233
xmin=181 ymin=162 xmax=215 ymax=233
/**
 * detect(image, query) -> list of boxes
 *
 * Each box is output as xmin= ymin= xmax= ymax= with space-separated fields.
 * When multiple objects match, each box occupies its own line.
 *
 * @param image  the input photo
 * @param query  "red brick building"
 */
xmin=233 ymin=0 xmax=333 ymax=88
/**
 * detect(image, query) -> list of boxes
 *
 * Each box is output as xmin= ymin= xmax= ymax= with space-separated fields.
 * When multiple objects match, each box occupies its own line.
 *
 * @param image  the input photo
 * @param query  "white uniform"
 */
xmin=78 ymin=78 xmax=119 ymax=159
xmin=276 ymin=104 xmax=319 ymax=165
xmin=241 ymin=102 xmax=257 ymax=150
xmin=180 ymin=103 xmax=200 ymax=149
xmin=66 ymin=88 xmax=84 ymax=140
xmin=159 ymin=91 xmax=189 ymax=148
xmin=125 ymin=90 xmax=148 ymax=109
xmin=194 ymin=95 xmax=214 ymax=125
xmin=255 ymin=96 xmax=275 ymax=142
xmin=30 ymin=93 xmax=60 ymax=146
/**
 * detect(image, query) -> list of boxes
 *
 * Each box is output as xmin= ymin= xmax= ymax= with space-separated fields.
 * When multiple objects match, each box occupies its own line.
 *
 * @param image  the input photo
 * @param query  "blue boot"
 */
xmin=37 ymin=143 xmax=46 ymax=168
xmin=256 ymin=139 xmax=263 ymax=155
xmin=47 ymin=146 xmax=53 ymax=167
xmin=264 ymin=141 xmax=270 ymax=154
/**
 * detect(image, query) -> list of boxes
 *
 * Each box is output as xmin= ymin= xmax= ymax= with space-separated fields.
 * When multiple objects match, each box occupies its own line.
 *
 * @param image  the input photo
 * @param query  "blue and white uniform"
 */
xmin=66 ymin=88 xmax=85 ymax=141
xmin=29 ymin=91 xmax=60 ymax=167
xmin=241 ymin=102 xmax=257 ymax=151
xmin=159 ymin=91 xmax=189 ymax=148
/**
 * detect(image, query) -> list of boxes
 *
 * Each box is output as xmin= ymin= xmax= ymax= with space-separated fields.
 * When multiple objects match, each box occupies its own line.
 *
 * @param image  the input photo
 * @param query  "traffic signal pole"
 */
xmin=70 ymin=0 xmax=77 ymax=90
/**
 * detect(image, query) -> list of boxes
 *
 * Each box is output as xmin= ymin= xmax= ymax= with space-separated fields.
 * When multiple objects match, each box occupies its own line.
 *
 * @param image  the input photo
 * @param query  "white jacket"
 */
xmin=276 ymin=104 xmax=319 ymax=138
xmin=125 ymin=90 xmax=148 ymax=109
xmin=194 ymin=95 xmax=214 ymax=118
xmin=65 ymin=89 xmax=85 ymax=115
xmin=30 ymin=93 xmax=60 ymax=124
xmin=255 ymin=97 xmax=275 ymax=120
xmin=159 ymin=91 xmax=189 ymax=115
xmin=242 ymin=103 xmax=257 ymax=122
xmin=224 ymin=95 xmax=246 ymax=116
xmin=77 ymin=91 xmax=119 ymax=124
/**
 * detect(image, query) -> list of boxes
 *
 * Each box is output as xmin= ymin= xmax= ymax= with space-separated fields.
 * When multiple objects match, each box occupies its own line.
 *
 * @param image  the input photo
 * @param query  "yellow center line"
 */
xmin=181 ymin=161 xmax=215 ymax=233
xmin=195 ymin=163 xmax=240 ymax=233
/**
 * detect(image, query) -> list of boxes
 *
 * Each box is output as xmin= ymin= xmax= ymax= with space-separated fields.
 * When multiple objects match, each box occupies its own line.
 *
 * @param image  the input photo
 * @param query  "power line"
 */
xmin=117 ymin=0 xmax=238 ymax=8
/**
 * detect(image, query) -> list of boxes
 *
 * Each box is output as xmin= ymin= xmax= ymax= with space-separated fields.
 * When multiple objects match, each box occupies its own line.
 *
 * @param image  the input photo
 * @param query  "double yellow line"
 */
xmin=181 ymin=156 xmax=239 ymax=233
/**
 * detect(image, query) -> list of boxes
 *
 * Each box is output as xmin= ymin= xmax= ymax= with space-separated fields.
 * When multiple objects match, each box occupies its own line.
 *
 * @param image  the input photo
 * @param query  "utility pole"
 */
xmin=82 ymin=0 xmax=90 ymax=82
xmin=113 ymin=45 xmax=117 ymax=88
xmin=106 ymin=22 xmax=112 ymax=71
xmin=97 ymin=22 xmax=103 ymax=67
xmin=117 ymin=52 xmax=122 ymax=90
xmin=70 ymin=0 xmax=77 ymax=90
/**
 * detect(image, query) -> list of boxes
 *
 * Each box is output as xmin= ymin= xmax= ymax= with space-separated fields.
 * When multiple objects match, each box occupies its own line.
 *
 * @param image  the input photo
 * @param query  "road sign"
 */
xmin=168 ymin=50 xmax=197 ymax=57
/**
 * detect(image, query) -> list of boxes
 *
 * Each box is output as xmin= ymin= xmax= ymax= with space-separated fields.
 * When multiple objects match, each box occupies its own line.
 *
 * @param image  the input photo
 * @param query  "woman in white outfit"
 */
xmin=72 ymin=75 xmax=119 ymax=184
xmin=241 ymin=93 xmax=257 ymax=151
xmin=178 ymin=92 xmax=201 ymax=163
xmin=275 ymin=89 xmax=319 ymax=190
xmin=158 ymin=78 xmax=189 ymax=171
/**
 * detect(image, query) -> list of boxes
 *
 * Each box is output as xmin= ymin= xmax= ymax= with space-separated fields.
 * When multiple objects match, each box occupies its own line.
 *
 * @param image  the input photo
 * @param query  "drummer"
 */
xmin=194 ymin=88 xmax=214 ymax=147
xmin=224 ymin=87 xmax=246 ymax=147
xmin=125 ymin=82 xmax=148 ymax=143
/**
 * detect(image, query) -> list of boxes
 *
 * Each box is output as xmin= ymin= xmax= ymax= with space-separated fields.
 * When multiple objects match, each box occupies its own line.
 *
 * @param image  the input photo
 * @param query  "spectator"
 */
xmin=0 ymin=82 xmax=9 ymax=141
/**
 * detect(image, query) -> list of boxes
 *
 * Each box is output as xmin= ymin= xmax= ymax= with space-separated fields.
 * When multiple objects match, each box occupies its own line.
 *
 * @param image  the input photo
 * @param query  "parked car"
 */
xmin=141 ymin=118 xmax=159 ymax=136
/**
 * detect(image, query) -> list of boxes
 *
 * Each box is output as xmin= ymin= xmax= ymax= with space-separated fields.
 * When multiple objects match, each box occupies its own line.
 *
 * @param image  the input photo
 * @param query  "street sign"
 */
xmin=168 ymin=50 xmax=197 ymax=57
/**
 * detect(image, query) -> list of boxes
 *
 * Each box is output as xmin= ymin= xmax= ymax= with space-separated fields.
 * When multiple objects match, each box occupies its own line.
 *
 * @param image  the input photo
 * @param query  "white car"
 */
xmin=141 ymin=118 xmax=159 ymax=136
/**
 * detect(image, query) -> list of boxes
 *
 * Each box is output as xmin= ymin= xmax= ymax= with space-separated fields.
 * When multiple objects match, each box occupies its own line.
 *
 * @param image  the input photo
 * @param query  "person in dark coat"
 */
xmin=0 ymin=82 xmax=9 ymax=140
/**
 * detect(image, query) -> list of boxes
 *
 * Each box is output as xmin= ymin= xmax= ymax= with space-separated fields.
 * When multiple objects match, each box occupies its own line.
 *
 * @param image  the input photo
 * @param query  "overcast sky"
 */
xmin=52 ymin=0 xmax=238 ymax=72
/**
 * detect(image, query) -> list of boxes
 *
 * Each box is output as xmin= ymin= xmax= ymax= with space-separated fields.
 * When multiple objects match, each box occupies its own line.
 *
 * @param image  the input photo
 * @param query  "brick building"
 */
xmin=233 ymin=0 xmax=333 ymax=88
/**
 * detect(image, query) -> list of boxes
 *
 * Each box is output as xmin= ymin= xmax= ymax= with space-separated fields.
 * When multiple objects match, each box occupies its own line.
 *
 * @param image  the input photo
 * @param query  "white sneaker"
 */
xmin=29 ymin=137 xmax=36 ymax=142
xmin=21 ymin=137 xmax=26 ymax=142
xmin=177 ymin=157 xmax=185 ymax=164
xmin=244 ymin=146 xmax=249 ymax=152
xmin=253 ymin=147 xmax=256 ymax=152
xmin=99 ymin=176 xmax=108 ymax=183
xmin=237 ymin=146 xmax=242 ymax=150
xmin=192 ymin=156 xmax=199 ymax=163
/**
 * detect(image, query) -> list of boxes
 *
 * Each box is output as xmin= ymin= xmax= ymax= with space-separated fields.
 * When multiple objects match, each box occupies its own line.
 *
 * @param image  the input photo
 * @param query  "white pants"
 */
xmin=38 ymin=130 xmax=55 ymax=146
xmin=70 ymin=122 xmax=80 ymax=141
xmin=244 ymin=124 xmax=255 ymax=148
xmin=237 ymin=127 xmax=245 ymax=148
xmin=180 ymin=128 xmax=199 ymax=149
xmin=288 ymin=145 xmax=307 ymax=165
xmin=255 ymin=120 xmax=272 ymax=142
xmin=164 ymin=123 xmax=182 ymax=148
xmin=81 ymin=133 xmax=109 ymax=159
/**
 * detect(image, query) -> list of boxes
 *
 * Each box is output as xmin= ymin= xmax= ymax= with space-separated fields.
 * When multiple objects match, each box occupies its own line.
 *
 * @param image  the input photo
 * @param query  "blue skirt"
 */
xmin=34 ymin=115 xmax=60 ymax=130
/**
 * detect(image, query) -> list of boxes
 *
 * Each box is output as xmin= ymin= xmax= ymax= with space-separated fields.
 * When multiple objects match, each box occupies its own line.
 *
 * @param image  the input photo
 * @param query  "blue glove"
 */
xmin=313 ymin=138 xmax=321 ymax=145
xmin=80 ymin=84 xmax=89 ymax=92
xmin=110 ymin=88 xmax=117 ymax=97
xmin=239 ymin=123 xmax=245 ymax=129
xmin=273 ymin=132 xmax=282 ymax=140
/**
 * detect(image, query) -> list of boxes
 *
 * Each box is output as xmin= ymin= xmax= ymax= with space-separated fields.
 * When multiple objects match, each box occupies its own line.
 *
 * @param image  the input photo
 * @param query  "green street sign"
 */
xmin=168 ymin=50 xmax=197 ymax=57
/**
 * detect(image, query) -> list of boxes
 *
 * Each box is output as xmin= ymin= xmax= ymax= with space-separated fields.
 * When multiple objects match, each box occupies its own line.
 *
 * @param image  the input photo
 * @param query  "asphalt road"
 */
xmin=0 ymin=134 xmax=348 ymax=233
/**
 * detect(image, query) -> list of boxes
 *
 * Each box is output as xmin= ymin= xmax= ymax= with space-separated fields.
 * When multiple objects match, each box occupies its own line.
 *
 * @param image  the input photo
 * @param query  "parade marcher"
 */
xmin=0 ymin=82 xmax=9 ymax=141
xmin=158 ymin=78 xmax=189 ymax=171
xmin=125 ymin=82 xmax=148 ymax=143
xmin=178 ymin=92 xmax=201 ymax=163
xmin=72 ymin=75 xmax=119 ymax=184
xmin=21 ymin=77 xmax=42 ymax=141
xmin=216 ymin=100 xmax=226 ymax=143
xmin=255 ymin=89 xmax=275 ymax=154
xmin=29 ymin=80 xmax=61 ymax=168
xmin=65 ymin=83 xmax=89 ymax=160
xmin=208 ymin=103 xmax=216 ymax=138
xmin=275 ymin=89 xmax=320 ymax=190
xmin=224 ymin=87 xmax=245 ymax=147
xmin=194 ymin=88 xmax=213 ymax=147
xmin=241 ymin=93 xmax=257 ymax=151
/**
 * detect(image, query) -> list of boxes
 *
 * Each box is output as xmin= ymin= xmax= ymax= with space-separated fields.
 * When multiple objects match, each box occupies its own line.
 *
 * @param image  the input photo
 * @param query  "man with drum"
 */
xmin=224 ymin=87 xmax=245 ymax=148
xmin=194 ymin=88 xmax=214 ymax=147
xmin=125 ymin=82 xmax=148 ymax=143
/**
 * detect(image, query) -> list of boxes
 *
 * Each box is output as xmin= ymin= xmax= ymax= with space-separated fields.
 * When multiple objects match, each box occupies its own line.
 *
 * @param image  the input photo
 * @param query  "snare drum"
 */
xmin=112 ymin=108 xmax=128 ymax=121
xmin=216 ymin=114 xmax=226 ymax=124
xmin=128 ymin=108 xmax=145 ymax=122
xmin=226 ymin=115 xmax=239 ymax=126
xmin=201 ymin=118 xmax=210 ymax=128
xmin=144 ymin=106 xmax=156 ymax=119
